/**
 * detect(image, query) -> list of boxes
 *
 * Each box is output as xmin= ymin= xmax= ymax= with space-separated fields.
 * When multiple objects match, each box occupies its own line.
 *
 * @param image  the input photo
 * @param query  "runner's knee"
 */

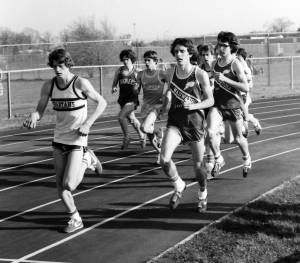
xmin=141 ymin=123 xmax=153 ymax=134
xmin=160 ymin=155 xmax=171 ymax=170
xmin=118 ymin=115 xmax=126 ymax=124
xmin=235 ymin=133 xmax=246 ymax=145
xmin=207 ymin=128 xmax=218 ymax=141
xmin=64 ymin=180 xmax=76 ymax=192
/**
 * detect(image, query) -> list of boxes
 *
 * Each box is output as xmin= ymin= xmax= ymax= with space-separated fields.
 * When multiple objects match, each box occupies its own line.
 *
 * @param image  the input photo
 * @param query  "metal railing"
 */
xmin=1 ymin=55 xmax=300 ymax=120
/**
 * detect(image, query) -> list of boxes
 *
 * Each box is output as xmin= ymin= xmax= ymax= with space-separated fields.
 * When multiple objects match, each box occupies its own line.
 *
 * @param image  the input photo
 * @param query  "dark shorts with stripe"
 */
xmin=217 ymin=107 xmax=243 ymax=122
xmin=167 ymin=119 xmax=205 ymax=144
xmin=52 ymin=141 xmax=86 ymax=154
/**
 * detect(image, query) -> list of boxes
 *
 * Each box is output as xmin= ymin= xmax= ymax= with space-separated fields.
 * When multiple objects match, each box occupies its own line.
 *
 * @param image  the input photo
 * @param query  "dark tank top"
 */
xmin=167 ymin=66 xmax=204 ymax=127
xmin=213 ymin=59 xmax=241 ymax=109
xmin=117 ymin=66 xmax=139 ymax=106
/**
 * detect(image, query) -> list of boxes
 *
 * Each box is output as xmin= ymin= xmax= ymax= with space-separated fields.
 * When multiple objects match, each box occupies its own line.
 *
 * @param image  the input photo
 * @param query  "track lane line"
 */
xmin=11 ymin=146 xmax=300 ymax=263
xmin=1 ymin=130 xmax=300 ymax=223
xmin=1 ymin=96 xmax=299 ymax=140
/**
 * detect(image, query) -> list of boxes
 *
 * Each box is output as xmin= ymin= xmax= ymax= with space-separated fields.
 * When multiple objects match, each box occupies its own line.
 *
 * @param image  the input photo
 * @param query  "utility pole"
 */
xmin=133 ymin=23 xmax=139 ymax=65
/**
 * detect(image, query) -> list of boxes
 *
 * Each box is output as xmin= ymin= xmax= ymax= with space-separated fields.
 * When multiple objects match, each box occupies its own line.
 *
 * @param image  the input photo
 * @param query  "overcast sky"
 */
xmin=1 ymin=0 xmax=300 ymax=41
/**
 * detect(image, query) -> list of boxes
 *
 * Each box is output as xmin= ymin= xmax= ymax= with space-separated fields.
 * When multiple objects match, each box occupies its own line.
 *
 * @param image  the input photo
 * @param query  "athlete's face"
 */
xmin=173 ymin=45 xmax=191 ymax=66
xmin=201 ymin=51 xmax=214 ymax=64
xmin=52 ymin=60 xmax=69 ymax=78
xmin=121 ymin=57 xmax=133 ymax=68
xmin=217 ymin=41 xmax=231 ymax=57
xmin=144 ymin=57 xmax=157 ymax=70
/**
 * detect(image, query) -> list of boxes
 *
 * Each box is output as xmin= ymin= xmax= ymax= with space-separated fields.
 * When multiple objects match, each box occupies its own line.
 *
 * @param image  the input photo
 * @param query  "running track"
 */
xmin=0 ymin=96 xmax=300 ymax=263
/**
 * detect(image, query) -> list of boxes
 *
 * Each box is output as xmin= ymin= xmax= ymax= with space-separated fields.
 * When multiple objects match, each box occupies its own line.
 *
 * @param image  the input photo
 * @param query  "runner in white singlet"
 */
xmin=24 ymin=48 xmax=107 ymax=233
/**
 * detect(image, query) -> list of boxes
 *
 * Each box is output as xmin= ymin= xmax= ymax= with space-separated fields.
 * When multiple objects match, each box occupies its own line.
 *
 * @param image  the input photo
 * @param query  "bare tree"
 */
xmin=264 ymin=17 xmax=294 ymax=32
xmin=60 ymin=17 xmax=128 ymax=77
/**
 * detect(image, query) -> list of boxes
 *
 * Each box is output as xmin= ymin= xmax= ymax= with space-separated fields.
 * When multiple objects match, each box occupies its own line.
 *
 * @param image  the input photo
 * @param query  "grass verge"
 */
xmin=149 ymin=175 xmax=300 ymax=263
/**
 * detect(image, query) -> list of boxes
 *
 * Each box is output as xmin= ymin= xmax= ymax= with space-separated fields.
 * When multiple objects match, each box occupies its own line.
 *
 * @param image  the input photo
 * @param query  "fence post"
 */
xmin=99 ymin=66 xmax=103 ymax=96
xmin=6 ymin=72 xmax=12 ymax=119
xmin=267 ymin=36 xmax=271 ymax=86
xmin=290 ymin=56 xmax=294 ymax=89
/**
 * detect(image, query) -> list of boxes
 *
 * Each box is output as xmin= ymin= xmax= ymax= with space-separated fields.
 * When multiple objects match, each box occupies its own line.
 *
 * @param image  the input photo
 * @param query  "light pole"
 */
xmin=133 ymin=23 xmax=139 ymax=64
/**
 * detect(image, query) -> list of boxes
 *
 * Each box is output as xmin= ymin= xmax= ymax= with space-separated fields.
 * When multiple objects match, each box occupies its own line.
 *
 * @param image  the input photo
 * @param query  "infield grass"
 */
xmin=150 ymin=176 xmax=300 ymax=263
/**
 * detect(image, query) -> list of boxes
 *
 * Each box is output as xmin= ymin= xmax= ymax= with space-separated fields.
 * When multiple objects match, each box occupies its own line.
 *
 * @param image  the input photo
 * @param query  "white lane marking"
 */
xmin=0 ymin=146 xmax=155 ymax=193
xmin=253 ymin=106 xmax=300 ymax=115
xmin=0 ymin=134 xmax=123 ymax=158
xmin=1 ymin=115 xmax=299 ymax=174
xmin=0 ymin=258 xmax=70 ymax=262
xmin=250 ymin=101 xmax=300 ymax=110
xmin=1 ymin=96 xmax=299 ymax=140
xmin=11 ymin=146 xmax=300 ymax=263
xmin=1 ymin=129 xmax=300 ymax=223
xmin=147 ymin=174 xmax=300 ymax=263
xmin=0 ymin=118 xmax=119 ymax=139
xmin=0 ymin=149 xmax=159 ymax=222
xmin=251 ymin=97 xmax=300 ymax=105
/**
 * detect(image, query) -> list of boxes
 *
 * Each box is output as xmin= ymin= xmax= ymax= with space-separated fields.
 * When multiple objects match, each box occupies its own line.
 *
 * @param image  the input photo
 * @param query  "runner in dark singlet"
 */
xmin=112 ymin=49 xmax=146 ymax=149
xmin=206 ymin=31 xmax=252 ymax=178
xmin=160 ymin=38 xmax=214 ymax=212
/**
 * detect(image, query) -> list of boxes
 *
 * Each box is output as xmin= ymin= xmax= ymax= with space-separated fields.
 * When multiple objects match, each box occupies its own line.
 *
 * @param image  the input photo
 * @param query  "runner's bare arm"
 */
xmin=77 ymin=77 xmax=107 ymax=136
xmin=23 ymin=80 xmax=52 ymax=129
xmin=213 ymin=60 xmax=249 ymax=92
xmin=183 ymin=68 xmax=214 ymax=111
xmin=159 ymin=69 xmax=172 ymax=115
xmin=111 ymin=68 xmax=120 ymax=94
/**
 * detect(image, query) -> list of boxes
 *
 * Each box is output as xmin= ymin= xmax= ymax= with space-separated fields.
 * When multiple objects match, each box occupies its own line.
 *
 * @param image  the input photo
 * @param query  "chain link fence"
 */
xmin=1 ymin=55 xmax=300 ymax=130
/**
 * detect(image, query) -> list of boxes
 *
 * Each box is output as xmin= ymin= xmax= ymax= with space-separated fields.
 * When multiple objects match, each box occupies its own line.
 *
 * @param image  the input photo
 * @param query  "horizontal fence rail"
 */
xmin=0 ymin=56 xmax=300 ymax=121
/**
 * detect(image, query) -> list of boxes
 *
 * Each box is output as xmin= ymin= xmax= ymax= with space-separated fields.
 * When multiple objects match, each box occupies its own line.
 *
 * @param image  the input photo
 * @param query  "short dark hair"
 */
xmin=217 ymin=31 xmax=239 ymax=53
xmin=143 ymin=50 xmax=158 ymax=62
xmin=119 ymin=49 xmax=137 ymax=63
xmin=200 ymin=44 xmax=215 ymax=55
xmin=237 ymin=48 xmax=247 ymax=60
xmin=48 ymin=48 xmax=74 ymax=68
xmin=170 ymin=38 xmax=196 ymax=57
xmin=196 ymin=44 xmax=203 ymax=53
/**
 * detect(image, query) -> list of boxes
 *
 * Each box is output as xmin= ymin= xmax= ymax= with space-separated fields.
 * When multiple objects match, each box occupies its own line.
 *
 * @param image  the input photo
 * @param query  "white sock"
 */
xmin=198 ymin=188 xmax=207 ymax=200
xmin=70 ymin=210 xmax=81 ymax=221
xmin=172 ymin=177 xmax=185 ymax=192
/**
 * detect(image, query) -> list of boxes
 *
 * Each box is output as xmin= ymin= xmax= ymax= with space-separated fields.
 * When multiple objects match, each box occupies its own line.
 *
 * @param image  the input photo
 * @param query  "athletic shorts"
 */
xmin=52 ymin=141 xmax=86 ymax=154
xmin=217 ymin=108 xmax=243 ymax=122
xmin=167 ymin=124 xmax=205 ymax=144
xmin=118 ymin=96 xmax=139 ymax=109
xmin=140 ymin=103 xmax=162 ymax=118
xmin=204 ymin=108 xmax=210 ymax=119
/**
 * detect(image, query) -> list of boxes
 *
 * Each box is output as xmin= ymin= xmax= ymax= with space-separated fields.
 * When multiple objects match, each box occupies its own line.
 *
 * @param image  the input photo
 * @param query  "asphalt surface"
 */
xmin=0 ymin=96 xmax=300 ymax=263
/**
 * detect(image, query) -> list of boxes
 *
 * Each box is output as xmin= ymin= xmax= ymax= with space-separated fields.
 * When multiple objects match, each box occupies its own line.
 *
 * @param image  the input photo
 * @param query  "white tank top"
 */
xmin=50 ymin=75 xmax=88 ymax=146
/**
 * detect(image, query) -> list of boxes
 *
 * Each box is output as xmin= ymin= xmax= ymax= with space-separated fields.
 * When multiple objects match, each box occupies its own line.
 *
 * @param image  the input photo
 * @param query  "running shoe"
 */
xmin=211 ymin=155 xmax=225 ymax=178
xmin=86 ymin=148 xmax=103 ymax=175
xmin=63 ymin=218 xmax=83 ymax=233
xmin=169 ymin=183 xmax=186 ymax=210
xmin=121 ymin=137 xmax=131 ymax=150
xmin=254 ymin=121 xmax=262 ymax=135
xmin=242 ymin=156 xmax=252 ymax=178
